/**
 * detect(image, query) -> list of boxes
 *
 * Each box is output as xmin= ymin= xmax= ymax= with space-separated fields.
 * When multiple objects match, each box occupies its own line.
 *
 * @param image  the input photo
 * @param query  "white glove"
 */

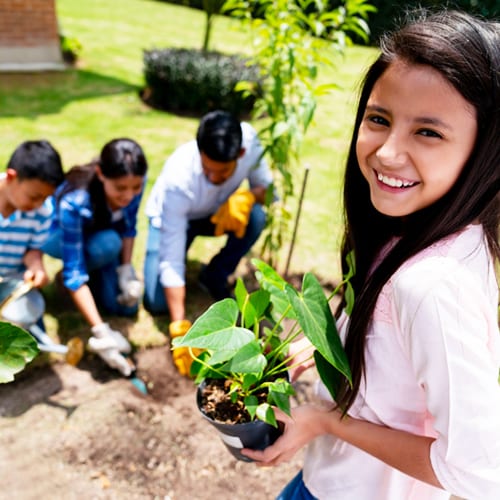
xmin=91 ymin=322 xmax=131 ymax=354
xmin=87 ymin=336 xmax=134 ymax=377
xmin=116 ymin=263 xmax=143 ymax=307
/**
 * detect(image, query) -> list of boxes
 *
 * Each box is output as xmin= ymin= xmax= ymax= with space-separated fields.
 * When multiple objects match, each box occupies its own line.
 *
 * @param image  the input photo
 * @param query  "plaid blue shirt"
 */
xmin=51 ymin=182 xmax=144 ymax=290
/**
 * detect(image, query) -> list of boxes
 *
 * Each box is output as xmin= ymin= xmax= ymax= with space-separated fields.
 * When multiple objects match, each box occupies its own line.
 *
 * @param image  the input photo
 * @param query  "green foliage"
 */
xmin=143 ymin=48 xmax=261 ymax=116
xmin=59 ymin=31 xmax=83 ymax=65
xmin=224 ymin=0 xmax=374 ymax=266
xmin=173 ymin=259 xmax=353 ymax=426
xmin=340 ymin=0 xmax=500 ymax=44
xmin=0 ymin=322 xmax=39 ymax=383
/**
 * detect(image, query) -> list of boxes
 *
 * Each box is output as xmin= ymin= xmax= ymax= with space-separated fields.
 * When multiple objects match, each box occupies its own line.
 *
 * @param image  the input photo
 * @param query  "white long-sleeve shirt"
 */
xmin=145 ymin=122 xmax=273 ymax=288
xmin=304 ymin=224 xmax=500 ymax=499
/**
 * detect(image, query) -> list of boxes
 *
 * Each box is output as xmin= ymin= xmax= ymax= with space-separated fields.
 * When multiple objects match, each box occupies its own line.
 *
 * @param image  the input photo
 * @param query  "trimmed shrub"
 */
xmin=142 ymin=48 xmax=261 ymax=117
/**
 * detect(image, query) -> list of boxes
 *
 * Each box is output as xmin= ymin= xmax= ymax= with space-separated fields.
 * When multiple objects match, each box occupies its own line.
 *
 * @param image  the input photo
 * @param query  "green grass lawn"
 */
xmin=0 ymin=0 xmax=378 ymax=349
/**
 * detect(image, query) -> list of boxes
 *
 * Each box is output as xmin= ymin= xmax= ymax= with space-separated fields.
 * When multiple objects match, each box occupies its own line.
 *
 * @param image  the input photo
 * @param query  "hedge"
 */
xmin=142 ymin=48 xmax=261 ymax=116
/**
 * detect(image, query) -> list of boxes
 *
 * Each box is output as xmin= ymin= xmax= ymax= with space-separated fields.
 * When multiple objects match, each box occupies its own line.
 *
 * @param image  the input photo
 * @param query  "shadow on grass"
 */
xmin=0 ymin=68 xmax=138 ymax=118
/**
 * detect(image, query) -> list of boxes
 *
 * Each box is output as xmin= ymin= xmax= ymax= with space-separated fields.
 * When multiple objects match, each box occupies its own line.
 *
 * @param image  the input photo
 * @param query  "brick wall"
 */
xmin=0 ymin=0 xmax=63 ymax=70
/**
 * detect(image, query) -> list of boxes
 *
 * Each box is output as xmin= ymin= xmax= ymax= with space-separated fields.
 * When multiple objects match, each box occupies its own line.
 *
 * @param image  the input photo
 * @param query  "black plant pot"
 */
xmin=196 ymin=382 xmax=283 ymax=462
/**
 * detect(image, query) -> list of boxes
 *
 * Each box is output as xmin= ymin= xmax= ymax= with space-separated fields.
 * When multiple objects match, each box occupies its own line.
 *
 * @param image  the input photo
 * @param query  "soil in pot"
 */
xmin=197 ymin=378 xmax=284 ymax=462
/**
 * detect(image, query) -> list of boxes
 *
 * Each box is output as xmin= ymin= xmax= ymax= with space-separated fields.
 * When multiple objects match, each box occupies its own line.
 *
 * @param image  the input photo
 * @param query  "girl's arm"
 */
xmin=58 ymin=192 xmax=104 ymax=327
xmin=69 ymin=283 xmax=103 ymax=327
xmin=242 ymin=405 xmax=442 ymax=489
xmin=120 ymin=236 xmax=134 ymax=264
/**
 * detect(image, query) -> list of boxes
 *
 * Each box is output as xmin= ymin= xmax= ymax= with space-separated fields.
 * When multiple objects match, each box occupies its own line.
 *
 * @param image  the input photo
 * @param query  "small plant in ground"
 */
xmin=173 ymin=257 xmax=355 ymax=426
xmin=59 ymin=31 xmax=83 ymax=65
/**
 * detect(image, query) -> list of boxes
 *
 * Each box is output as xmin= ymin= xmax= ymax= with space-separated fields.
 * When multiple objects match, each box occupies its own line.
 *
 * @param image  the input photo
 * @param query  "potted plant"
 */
xmin=172 ymin=258 xmax=354 ymax=461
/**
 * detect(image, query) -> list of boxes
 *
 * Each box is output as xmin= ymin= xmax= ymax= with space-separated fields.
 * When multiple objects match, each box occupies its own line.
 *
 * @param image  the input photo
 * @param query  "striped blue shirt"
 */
xmin=0 ymin=199 xmax=53 ymax=276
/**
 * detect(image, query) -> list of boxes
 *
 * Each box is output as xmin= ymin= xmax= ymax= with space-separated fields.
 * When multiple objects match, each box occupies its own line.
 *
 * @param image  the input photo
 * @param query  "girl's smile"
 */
xmin=96 ymin=168 xmax=144 ymax=210
xmin=356 ymin=60 xmax=477 ymax=217
xmin=375 ymin=170 xmax=418 ymax=190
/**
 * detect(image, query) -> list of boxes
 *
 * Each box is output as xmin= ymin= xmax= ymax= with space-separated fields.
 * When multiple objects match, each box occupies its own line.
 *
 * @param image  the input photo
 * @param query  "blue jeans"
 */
xmin=143 ymin=203 xmax=266 ymax=315
xmin=276 ymin=471 xmax=317 ymax=500
xmin=43 ymin=229 xmax=138 ymax=317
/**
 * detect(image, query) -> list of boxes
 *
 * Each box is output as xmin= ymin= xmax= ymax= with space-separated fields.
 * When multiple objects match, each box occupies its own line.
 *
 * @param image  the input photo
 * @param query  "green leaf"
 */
xmin=272 ymin=121 xmax=289 ymax=140
xmin=191 ymin=351 xmax=222 ymax=382
xmin=256 ymin=402 xmax=278 ymax=427
xmin=240 ymin=286 xmax=271 ymax=329
xmin=345 ymin=249 xmax=356 ymax=279
xmin=344 ymin=281 xmax=355 ymax=316
xmin=245 ymin=395 xmax=259 ymax=419
xmin=252 ymin=258 xmax=288 ymax=291
xmin=252 ymin=259 xmax=297 ymax=321
xmin=222 ymin=340 xmax=267 ymax=373
xmin=0 ymin=322 xmax=39 ymax=383
xmin=314 ymin=349 xmax=344 ymax=402
xmin=172 ymin=299 xmax=255 ymax=364
xmin=288 ymin=273 xmax=351 ymax=382
xmin=267 ymin=379 xmax=294 ymax=417
xmin=234 ymin=277 xmax=248 ymax=312
xmin=241 ymin=372 xmax=260 ymax=391
xmin=344 ymin=249 xmax=356 ymax=315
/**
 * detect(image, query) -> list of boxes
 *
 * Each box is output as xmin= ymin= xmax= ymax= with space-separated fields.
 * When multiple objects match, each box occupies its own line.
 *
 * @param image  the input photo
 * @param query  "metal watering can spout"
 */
xmin=0 ymin=277 xmax=83 ymax=365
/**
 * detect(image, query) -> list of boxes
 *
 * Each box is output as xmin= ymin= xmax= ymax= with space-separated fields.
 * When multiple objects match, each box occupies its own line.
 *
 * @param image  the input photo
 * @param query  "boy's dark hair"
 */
xmin=7 ymin=140 xmax=64 ymax=187
xmin=336 ymin=10 xmax=500 ymax=411
xmin=196 ymin=110 xmax=243 ymax=162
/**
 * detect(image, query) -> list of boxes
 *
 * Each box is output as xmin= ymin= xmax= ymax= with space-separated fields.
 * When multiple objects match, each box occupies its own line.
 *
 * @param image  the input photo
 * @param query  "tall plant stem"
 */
xmin=284 ymin=164 xmax=310 ymax=278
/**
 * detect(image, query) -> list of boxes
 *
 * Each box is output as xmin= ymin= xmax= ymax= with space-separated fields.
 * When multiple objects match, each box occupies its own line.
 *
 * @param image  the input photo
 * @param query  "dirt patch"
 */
xmin=0 ymin=343 xmax=316 ymax=499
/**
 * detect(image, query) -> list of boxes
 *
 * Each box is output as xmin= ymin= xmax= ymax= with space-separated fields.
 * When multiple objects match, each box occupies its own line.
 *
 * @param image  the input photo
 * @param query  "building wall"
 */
xmin=0 ymin=0 xmax=64 ymax=71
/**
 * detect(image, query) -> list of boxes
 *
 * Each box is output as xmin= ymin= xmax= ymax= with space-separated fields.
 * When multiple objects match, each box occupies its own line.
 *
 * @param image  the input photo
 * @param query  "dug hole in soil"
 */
xmin=0 ymin=343 xmax=318 ymax=499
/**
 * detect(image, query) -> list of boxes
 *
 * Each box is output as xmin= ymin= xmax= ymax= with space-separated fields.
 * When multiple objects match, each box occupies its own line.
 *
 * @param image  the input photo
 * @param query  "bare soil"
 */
xmin=0 ymin=260 xmax=330 ymax=499
xmin=0 ymin=329 xmax=317 ymax=500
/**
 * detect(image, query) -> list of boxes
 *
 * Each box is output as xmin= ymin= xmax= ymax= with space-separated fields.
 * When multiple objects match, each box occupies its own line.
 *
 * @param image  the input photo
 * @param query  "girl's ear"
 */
xmin=94 ymin=165 xmax=104 ymax=182
xmin=6 ymin=168 xmax=18 ymax=182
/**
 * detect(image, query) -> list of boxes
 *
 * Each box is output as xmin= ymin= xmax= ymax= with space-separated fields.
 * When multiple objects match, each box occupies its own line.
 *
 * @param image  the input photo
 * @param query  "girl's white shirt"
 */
xmin=304 ymin=224 xmax=500 ymax=499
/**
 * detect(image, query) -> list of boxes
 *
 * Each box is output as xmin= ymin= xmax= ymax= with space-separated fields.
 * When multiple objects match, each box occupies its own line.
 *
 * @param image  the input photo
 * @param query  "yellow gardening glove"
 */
xmin=169 ymin=319 xmax=202 ymax=377
xmin=210 ymin=188 xmax=256 ymax=238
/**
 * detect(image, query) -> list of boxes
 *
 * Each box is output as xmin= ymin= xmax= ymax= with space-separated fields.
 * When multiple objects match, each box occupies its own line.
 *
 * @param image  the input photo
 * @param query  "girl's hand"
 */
xmin=241 ymin=405 xmax=335 ymax=466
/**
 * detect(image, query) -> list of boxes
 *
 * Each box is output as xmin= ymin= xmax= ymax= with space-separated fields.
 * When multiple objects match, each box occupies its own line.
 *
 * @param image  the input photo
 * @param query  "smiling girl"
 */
xmin=43 ymin=138 xmax=148 ymax=376
xmin=242 ymin=9 xmax=500 ymax=499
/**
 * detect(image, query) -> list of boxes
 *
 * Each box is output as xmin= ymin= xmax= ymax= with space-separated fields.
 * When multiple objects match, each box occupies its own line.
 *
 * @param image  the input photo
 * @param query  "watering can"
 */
xmin=0 ymin=277 xmax=83 ymax=366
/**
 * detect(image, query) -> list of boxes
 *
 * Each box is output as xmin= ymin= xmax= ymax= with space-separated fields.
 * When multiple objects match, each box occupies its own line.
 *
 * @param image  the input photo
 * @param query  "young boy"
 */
xmin=0 ymin=140 xmax=64 ymax=333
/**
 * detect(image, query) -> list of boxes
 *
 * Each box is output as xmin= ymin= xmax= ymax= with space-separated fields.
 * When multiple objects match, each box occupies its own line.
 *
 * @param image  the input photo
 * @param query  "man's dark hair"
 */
xmin=196 ymin=110 xmax=243 ymax=162
xmin=7 ymin=140 xmax=64 ymax=187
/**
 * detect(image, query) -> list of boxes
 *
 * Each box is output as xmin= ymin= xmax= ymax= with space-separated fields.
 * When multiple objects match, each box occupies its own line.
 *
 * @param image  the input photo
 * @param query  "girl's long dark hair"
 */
xmin=336 ymin=10 xmax=500 ymax=410
xmin=57 ymin=138 xmax=148 ymax=232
